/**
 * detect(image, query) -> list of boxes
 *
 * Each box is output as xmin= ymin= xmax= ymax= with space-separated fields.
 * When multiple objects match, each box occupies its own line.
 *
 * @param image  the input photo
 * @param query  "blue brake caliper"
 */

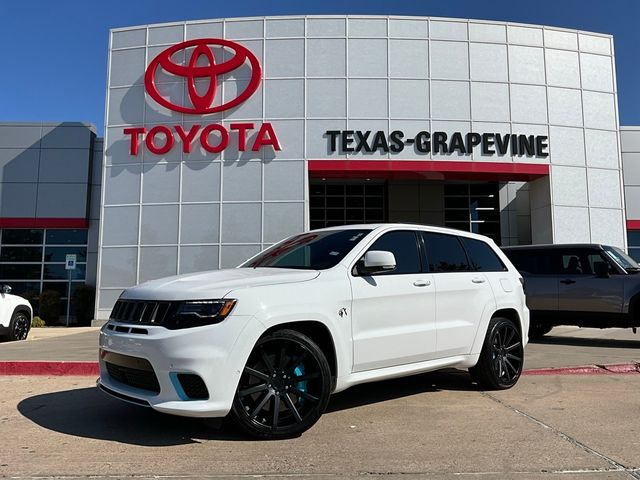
xmin=293 ymin=364 xmax=306 ymax=406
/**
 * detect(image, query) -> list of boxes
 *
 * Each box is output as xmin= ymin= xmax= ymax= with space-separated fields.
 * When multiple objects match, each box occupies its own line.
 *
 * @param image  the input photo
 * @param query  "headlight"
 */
xmin=166 ymin=299 xmax=237 ymax=329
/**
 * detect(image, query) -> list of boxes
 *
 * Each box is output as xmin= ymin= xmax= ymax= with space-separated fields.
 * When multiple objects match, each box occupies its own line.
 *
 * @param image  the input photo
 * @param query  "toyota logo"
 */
xmin=144 ymin=38 xmax=262 ymax=115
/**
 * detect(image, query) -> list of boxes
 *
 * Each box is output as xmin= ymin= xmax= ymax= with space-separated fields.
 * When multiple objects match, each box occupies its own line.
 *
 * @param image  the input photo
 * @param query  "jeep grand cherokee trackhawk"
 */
xmin=98 ymin=224 xmax=528 ymax=438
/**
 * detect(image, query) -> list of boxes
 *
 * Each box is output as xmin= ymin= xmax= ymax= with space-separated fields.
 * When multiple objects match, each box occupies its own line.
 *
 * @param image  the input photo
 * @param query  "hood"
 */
xmin=120 ymin=267 xmax=320 ymax=301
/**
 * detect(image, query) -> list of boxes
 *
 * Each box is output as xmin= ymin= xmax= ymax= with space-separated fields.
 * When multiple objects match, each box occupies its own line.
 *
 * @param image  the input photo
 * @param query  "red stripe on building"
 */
xmin=308 ymin=160 xmax=550 ymax=181
xmin=627 ymin=220 xmax=640 ymax=230
xmin=0 ymin=361 xmax=99 ymax=376
xmin=0 ymin=218 xmax=89 ymax=228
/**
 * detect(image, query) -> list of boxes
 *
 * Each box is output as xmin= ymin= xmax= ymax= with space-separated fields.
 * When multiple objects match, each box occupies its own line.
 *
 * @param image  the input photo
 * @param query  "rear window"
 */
xmin=422 ymin=232 xmax=471 ymax=272
xmin=461 ymin=238 xmax=507 ymax=272
xmin=503 ymin=249 xmax=555 ymax=275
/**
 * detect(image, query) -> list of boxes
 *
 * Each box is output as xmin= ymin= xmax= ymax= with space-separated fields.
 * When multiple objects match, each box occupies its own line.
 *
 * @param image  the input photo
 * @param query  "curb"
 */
xmin=0 ymin=361 xmax=639 ymax=377
xmin=523 ymin=363 xmax=640 ymax=376
xmin=0 ymin=361 xmax=99 ymax=376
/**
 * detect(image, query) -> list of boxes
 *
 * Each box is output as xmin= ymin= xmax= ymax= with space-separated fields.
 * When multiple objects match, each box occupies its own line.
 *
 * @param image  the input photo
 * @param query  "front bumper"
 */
xmin=97 ymin=314 xmax=255 ymax=418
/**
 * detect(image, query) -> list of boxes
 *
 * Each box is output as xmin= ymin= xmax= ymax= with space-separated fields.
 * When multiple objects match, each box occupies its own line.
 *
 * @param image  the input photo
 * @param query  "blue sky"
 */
xmin=1 ymin=0 xmax=638 ymax=135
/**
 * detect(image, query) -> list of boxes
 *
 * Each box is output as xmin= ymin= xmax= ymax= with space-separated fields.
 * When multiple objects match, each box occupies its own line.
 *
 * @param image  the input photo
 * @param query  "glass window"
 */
xmin=423 ymin=232 xmax=471 ymax=273
xmin=0 ymin=247 xmax=42 ymax=262
xmin=0 ymin=264 xmax=41 ymax=280
xmin=45 ymin=229 xmax=88 ymax=245
xmin=43 ymin=264 xmax=86 ymax=281
xmin=242 ymin=229 xmax=371 ymax=270
xmin=503 ymin=249 xmax=556 ymax=275
xmin=461 ymin=238 xmax=507 ymax=272
xmin=44 ymin=247 xmax=87 ymax=262
xmin=365 ymin=231 xmax=421 ymax=275
xmin=0 ymin=282 xmax=40 ymax=297
xmin=1 ymin=229 xmax=43 ymax=245
xmin=603 ymin=246 xmax=640 ymax=272
xmin=628 ymin=231 xmax=640 ymax=246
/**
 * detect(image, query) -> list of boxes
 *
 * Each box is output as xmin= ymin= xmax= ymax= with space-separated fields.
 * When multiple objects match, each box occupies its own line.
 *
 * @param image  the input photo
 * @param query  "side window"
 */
xmin=366 ymin=231 xmax=421 ymax=275
xmin=587 ymin=252 xmax=617 ymax=275
xmin=559 ymin=249 xmax=603 ymax=275
xmin=503 ymin=249 xmax=555 ymax=275
xmin=422 ymin=232 xmax=471 ymax=273
xmin=461 ymin=238 xmax=507 ymax=272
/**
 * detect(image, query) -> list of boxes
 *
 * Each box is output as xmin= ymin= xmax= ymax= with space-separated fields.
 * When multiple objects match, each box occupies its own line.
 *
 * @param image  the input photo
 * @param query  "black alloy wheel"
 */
xmin=231 ymin=329 xmax=331 ymax=439
xmin=470 ymin=317 xmax=524 ymax=390
xmin=9 ymin=312 xmax=30 ymax=342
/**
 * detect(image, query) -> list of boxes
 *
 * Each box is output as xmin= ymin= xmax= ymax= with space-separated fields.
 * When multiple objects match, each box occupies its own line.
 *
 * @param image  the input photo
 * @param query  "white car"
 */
xmin=98 ymin=224 xmax=528 ymax=438
xmin=0 ymin=285 xmax=33 ymax=342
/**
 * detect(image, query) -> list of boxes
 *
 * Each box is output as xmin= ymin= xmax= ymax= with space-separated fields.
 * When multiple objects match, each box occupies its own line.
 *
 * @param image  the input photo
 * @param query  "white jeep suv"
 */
xmin=0 ymin=285 xmax=33 ymax=342
xmin=98 ymin=224 xmax=528 ymax=438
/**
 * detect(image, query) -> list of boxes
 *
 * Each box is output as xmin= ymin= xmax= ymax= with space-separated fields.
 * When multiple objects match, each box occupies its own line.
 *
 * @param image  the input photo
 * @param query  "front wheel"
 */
xmin=470 ymin=317 xmax=524 ymax=390
xmin=231 ymin=329 xmax=332 ymax=439
xmin=8 ymin=311 xmax=30 ymax=342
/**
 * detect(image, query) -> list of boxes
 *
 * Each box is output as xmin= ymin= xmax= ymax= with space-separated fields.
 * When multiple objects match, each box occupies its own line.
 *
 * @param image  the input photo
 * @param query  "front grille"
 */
xmin=110 ymin=300 xmax=172 ymax=326
xmin=177 ymin=373 xmax=209 ymax=400
xmin=105 ymin=361 xmax=160 ymax=394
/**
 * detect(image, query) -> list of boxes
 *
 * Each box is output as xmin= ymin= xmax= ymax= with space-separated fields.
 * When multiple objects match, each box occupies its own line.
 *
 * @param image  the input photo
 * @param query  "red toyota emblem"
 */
xmin=144 ymin=38 xmax=262 ymax=115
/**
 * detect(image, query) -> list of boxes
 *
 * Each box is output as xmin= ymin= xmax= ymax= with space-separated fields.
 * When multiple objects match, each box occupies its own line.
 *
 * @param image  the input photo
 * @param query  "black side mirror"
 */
xmin=594 ymin=261 xmax=610 ymax=278
xmin=1 ymin=284 xmax=11 ymax=294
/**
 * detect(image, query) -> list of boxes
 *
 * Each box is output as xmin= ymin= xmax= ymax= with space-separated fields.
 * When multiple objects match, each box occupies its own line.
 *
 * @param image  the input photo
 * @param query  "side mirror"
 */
xmin=594 ymin=261 xmax=610 ymax=278
xmin=1 ymin=284 xmax=11 ymax=294
xmin=357 ymin=250 xmax=397 ymax=276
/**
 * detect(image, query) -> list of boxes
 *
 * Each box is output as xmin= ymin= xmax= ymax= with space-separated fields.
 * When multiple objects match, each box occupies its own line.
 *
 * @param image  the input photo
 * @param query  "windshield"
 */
xmin=603 ymin=246 xmax=640 ymax=271
xmin=241 ymin=229 xmax=371 ymax=270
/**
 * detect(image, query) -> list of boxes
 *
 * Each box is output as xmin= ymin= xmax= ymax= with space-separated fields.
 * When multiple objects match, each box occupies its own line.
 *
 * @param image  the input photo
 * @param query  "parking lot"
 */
xmin=0 ymin=326 xmax=639 ymax=479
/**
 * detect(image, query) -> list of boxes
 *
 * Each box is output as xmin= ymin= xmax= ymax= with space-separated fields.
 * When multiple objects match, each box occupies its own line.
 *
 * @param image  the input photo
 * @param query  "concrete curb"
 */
xmin=523 ymin=362 xmax=640 ymax=376
xmin=1 ymin=361 xmax=639 ymax=377
xmin=0 ymin=361 xmax=99 ymax=376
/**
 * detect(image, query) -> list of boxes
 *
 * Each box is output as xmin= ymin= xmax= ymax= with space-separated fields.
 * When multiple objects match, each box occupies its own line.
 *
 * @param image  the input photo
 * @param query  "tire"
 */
xmin=8 ymin=310 xmax=30 ymax=342
xmin=470 ymin=317 xmax=524 ymax=390
xmin=529 ymin=323 xmax=552 ymax=339
xmin=231 ymin=329 xmax=332 ymax=439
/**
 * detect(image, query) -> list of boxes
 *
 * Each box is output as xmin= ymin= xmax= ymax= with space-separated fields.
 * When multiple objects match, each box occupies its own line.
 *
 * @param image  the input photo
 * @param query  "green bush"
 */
xmin=38 ymin=290 xmax=62 ymax=324
xmin=31 ymin=316 xmax=46 ymax=328
xmin=71 ymin=284 xmax=96 ymax=326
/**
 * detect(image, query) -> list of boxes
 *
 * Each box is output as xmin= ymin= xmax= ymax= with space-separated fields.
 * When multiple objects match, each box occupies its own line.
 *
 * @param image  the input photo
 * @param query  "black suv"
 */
xmin=502 ymin=244 xmax=640 ymax=337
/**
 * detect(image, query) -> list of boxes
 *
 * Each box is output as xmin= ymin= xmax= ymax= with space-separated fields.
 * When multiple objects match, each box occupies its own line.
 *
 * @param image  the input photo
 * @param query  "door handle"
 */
xmin=560 ymin=279 xmax=576 ymax=285
xmin=472 ymin=277 xmax=486 ymax=284
xmin=413 ymin=280 xmax=431 ymax=287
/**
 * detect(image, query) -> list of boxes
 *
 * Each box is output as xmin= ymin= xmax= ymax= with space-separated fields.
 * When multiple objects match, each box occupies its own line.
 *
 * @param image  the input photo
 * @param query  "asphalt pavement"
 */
xmin=1 ymin=372 xmax=639 ymax=479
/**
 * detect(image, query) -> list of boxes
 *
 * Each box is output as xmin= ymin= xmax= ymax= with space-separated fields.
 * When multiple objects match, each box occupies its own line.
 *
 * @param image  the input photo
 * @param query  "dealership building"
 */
xmin=1 ymin=15 xmax=640 ymax=322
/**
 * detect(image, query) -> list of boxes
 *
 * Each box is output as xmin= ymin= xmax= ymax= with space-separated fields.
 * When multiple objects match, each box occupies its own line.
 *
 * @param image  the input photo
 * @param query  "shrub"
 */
xmin=71 ymin=284 xmax=96 ymax=326
xmin=38 ymin=290 xmax=62 ymax=324
xmin=31 ymin=316 xmax=46 ymax=328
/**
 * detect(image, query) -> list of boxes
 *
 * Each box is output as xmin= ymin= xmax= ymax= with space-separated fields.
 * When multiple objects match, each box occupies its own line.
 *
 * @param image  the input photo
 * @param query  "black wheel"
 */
xmin=470 ymin=317 xmax=524 ymax=390
xmin=529 ymin=323 xmax=553 ymax=339
xmin=8 ymin=311 xmax=30 ymax=342
xmin=231 ymin=329 xmax=331 ymax=439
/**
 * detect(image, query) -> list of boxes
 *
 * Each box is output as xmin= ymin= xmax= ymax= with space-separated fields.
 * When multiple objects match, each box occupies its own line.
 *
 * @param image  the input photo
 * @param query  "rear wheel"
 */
xmin=529 ymin=323 xmax=552 ymax=339
xmin=470 ymin=317 xmax=524 ymax=390
xmin=231 ymin=329 xmax=331 ymax=439
xmin=8 ymin=311 xmax=30 ymax=342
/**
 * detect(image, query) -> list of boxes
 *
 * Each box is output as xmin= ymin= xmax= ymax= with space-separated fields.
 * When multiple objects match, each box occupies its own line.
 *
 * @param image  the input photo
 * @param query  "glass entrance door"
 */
xmin=444 ymin=183 xmax=501 ymax=244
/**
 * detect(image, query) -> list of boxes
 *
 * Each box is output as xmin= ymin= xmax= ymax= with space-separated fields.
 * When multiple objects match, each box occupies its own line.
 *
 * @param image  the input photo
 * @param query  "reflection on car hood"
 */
xmin=120 ymin=268 xmax=320 ymax=301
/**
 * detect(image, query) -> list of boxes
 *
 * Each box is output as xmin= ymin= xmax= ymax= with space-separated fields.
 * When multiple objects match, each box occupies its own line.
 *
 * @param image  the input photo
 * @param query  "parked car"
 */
xmin=502 ymin=244 xmax=640 ymax=338
xmin=98 ymin=224 xmax=528 ymax=439
xmin=0 ymin=285 xmax=33 ymax=342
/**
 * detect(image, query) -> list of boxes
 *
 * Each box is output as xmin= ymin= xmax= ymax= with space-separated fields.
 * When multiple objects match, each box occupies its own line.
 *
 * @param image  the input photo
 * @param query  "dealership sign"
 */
xmin=325 ymin=130 xmax=549 ymax=157
xmin=124 ymin=38 xmax=280 ymax=155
